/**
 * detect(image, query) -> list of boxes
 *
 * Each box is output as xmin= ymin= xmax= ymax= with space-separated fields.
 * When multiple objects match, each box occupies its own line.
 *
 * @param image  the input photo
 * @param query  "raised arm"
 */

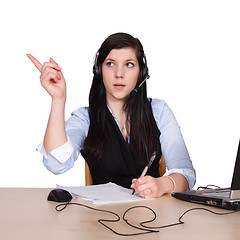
xmin=27 ymin=54 xmax=67 ymax=153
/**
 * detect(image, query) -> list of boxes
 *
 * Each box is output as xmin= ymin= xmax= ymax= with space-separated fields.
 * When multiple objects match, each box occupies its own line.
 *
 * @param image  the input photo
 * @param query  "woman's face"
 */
xmin=102 ymin=47 xmax=140 ymax=104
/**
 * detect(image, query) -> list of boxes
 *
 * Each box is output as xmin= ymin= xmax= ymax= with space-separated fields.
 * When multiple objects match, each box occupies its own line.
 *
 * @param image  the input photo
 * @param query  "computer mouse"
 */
xmin=47 ymin=188 xmax=73 ymax=202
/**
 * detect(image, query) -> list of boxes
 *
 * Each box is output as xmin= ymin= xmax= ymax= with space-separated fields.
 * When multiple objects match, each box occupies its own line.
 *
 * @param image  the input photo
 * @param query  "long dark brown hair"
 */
xmin=81 ymin=33 xmax=159 ymax=163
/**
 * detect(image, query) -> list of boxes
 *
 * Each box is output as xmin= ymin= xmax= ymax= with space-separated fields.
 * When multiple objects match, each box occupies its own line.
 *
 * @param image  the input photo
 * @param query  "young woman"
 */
xmin=27 ymin=32 xmax=196 ymax=199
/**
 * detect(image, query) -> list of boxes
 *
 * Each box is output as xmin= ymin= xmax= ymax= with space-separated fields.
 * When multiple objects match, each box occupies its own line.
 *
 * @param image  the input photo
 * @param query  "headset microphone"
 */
xmin=130 ymin=75 xmax=150 ymax=97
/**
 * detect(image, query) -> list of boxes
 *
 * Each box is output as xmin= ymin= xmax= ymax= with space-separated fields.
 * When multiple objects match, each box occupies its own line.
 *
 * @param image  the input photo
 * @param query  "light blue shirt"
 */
xmin=38 ymin=99 xmax=196 ymax=189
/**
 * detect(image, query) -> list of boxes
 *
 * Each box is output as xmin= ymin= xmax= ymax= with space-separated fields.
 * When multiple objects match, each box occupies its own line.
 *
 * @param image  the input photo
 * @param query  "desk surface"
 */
xmin=0 ymin=187 xmax=239 ymax=240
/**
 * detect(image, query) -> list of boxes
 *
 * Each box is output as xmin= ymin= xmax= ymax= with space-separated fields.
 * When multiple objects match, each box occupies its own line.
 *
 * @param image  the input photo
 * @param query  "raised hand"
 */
xmin=27 ymin=54 xmax=68 ymax=153
xmin=27 ymin=54 xmax=66 ymax=101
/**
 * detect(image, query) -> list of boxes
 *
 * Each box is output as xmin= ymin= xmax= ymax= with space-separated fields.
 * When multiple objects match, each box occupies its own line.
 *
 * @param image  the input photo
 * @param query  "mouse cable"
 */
xmin=197 ymin=184 xmax=221 ymax=190
xmin=55 ymin=202 xmax=240 ymax=236
xmin=56 ymin=202 xmax=158 ymax=236
xmin=137 ymin=207 xmax=240 ymax=229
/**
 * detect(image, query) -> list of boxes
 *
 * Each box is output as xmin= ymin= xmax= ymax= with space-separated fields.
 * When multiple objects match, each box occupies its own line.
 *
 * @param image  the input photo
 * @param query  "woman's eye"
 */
xmin=106 ymin=62 xmax=114 ymax=67
xmin=127 ymin=62 xmax=134 ymax=68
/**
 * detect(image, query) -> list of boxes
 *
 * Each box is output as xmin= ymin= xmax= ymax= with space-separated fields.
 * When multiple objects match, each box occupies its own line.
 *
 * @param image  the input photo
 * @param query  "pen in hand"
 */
xmin=132 ymin=152 xmax=156 ymax=195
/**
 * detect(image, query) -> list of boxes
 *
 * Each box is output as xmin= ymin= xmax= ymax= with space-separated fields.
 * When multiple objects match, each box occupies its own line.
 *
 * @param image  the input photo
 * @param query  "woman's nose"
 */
xmin=115 ymin=66 xmax=124 ymax=78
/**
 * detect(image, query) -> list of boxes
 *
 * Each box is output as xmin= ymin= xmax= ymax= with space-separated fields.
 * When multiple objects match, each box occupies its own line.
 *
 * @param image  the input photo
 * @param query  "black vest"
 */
xmin=85 ymin=107 xmax=162 ymax=188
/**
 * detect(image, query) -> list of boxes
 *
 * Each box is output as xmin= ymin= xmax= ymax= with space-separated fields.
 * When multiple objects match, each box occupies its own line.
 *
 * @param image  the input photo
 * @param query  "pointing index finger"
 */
xmin=26 ymin=54 xmax=42 ymax=72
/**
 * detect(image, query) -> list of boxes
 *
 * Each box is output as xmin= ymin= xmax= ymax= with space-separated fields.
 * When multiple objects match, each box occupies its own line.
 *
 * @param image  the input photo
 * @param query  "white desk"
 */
xmin=0 ymin=188 xmax=239 ymax=240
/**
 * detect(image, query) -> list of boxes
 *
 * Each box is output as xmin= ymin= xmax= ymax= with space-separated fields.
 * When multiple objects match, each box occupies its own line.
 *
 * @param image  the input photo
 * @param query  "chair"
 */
xmin=85 ymin=156 xmax=166 ymax=186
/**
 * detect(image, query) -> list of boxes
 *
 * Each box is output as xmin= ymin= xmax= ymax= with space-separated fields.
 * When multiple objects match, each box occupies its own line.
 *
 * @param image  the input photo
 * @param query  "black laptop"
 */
xmin=172 ymin=140 xmax=240 ymax=210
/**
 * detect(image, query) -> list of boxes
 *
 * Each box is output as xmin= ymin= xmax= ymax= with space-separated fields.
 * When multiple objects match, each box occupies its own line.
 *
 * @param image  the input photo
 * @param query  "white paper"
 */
xmin=57 ymin=182 xmax=153 ymax=205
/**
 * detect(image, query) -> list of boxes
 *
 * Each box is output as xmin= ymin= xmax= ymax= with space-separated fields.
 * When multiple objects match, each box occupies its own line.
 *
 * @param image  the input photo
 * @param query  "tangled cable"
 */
xmin=55 ymin=202 xmax=240 ymax=236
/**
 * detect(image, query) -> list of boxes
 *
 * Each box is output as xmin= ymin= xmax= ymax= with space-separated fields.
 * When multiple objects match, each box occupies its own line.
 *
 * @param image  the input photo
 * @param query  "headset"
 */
xmin=93 ymin=51 xmax=150 ymax=96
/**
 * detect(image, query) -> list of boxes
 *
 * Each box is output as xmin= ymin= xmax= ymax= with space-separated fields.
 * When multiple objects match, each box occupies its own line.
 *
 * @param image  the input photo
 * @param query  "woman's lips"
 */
xmin=113 ymin=84 xmax=126 ymax=90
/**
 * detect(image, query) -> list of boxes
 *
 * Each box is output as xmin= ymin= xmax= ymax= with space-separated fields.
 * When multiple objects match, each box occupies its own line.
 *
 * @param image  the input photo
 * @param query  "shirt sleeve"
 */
xmin=151 ymin=99 xmax=196 ymax=189
xmin=37 ymin=107 xmax=90 ymax=174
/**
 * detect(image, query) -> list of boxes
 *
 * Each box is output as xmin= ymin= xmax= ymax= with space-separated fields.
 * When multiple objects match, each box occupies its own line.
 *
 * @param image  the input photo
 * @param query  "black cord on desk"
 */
xmin=55 ymin=202 xmax=240 ymax=237
xmin=139 ymin=207 xmax=239 ymax=229
xmin=197 ymin=184 xmax=221 ymax=190
xmin=56 ymin=202 xmax=157 ymax=236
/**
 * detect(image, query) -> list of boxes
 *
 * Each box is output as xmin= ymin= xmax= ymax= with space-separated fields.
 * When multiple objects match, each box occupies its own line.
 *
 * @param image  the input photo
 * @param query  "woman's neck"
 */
xmin=107 ymin=99 xmax=130 ymax=142
xmin=107 ymin=99 xmax=126 ymax=123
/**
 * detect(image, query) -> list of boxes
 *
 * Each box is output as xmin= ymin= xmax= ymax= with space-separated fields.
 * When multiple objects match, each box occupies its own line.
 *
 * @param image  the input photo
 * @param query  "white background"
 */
xmin=0 ymin=0 xmax=239 ymax=189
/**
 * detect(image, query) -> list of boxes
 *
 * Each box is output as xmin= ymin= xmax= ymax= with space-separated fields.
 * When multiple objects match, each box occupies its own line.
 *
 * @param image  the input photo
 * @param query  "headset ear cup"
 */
xmin=93 ymin=52 xmax=100 ymax=77
xmin=93 ymin=64 xmax=100 ymax=77
xmin=142 ymin=54 xmax=149 ymax=80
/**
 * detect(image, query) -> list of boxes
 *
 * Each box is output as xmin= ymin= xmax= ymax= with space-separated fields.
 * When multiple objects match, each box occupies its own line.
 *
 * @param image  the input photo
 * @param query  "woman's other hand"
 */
xmin=131 ymin=175 xmax=174 ymax=199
